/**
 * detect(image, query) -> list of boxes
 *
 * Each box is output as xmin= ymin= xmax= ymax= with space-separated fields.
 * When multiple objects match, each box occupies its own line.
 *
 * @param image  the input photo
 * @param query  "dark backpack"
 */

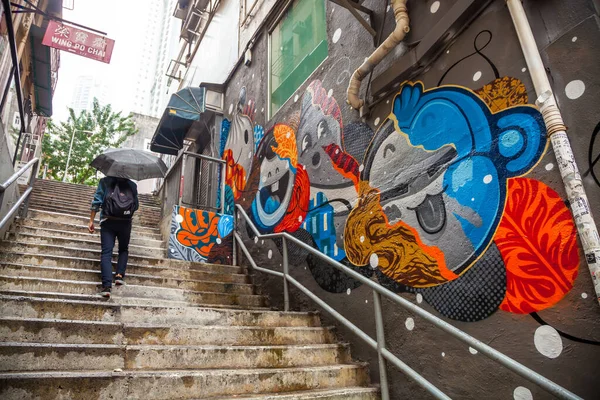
xmin=103 ymin=179 xmax=135 ymax=219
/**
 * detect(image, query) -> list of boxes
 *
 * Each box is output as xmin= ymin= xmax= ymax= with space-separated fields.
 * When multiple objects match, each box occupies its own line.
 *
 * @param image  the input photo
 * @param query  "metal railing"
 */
xmin=233 ymin=204 xmax=582 ymax=400
xmin=158 ymin=151 xmax=226 ymax=217
xmin=0 ymin=157 xmax=39 ymax=231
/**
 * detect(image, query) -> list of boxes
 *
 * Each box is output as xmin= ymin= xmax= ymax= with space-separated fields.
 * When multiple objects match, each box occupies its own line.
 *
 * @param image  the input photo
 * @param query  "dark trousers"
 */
xmin=100 ymin=218 xmax=132 ymax=288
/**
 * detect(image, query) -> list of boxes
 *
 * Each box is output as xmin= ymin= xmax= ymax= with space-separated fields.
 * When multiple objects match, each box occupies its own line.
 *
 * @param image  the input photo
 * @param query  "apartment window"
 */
xmin=269 ymin=0 xmax=327 ymax=116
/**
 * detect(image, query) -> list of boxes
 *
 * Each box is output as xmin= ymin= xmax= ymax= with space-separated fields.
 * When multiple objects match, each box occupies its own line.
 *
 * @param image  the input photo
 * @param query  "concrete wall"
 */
xmin=0 ymin=124 xmax=20 ymax=238
xmin=123 ymin=113 xmax=160 ymax=194
xmin=219 ymin=0 xmax=600 ymax=398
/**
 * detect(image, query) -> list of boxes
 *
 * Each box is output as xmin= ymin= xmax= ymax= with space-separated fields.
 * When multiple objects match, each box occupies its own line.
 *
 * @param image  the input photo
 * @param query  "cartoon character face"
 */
xmin=251 ymin=125 xmax=298 ymax=232
xmin=362 ymin=82 xmax=546 ymax=275
xmin=297 ymin=81 xmax=349 ymax=188
xmin=223 ymin=88 xmax=255 ymax=197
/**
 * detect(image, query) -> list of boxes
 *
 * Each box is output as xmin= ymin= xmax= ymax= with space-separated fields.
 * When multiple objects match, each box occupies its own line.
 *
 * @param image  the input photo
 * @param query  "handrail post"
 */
xmin=232 ymin=208 xmax=238 ymax=266
xmin=373 ymin=290 xmax=390 ymax=400
xmin=178 ymin=153 xmax=186 ymax=207
xmin=282 ymin=236 xmax=290 ymax=312
xmin=220 ymin=163 xmax=226 ymax=214
xmin=20 ymin=159 xmax=38 ymax=218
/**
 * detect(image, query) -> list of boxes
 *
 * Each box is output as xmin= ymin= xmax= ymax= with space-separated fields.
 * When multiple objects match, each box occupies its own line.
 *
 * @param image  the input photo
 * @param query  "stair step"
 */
xmin=0 ymin=295 xmax=320 ymax=326
xmin=0 ymin=253 xmax=248 ymax=283
xmin=0 ymin=342 xmax=349 ymax=371
xmin=28 ymin=193 xmax=161 ymax=212
xmin=0 ymin=264 xmax=255 ymax=294
xmin=0 ymin=242 xmax=239 ymax=273
xmin=29 ymin=204 xmax=160 ymax=225
xmin=8 ymin=232 xmax=166 ymax=258
xmin=26 ymin=209 xmax=161 ymax=233
xmin=0 ymin=276 xmax=267 ymax=307
xmin=13 ymin=223 xmax=164 ymax=246
xmin=0 ymin=365 xmax=369 ymax=399
xmin=208 ymin=387 xmax=379 ymax=400
xmin=0 ymin=317 xmax=335 ymax=346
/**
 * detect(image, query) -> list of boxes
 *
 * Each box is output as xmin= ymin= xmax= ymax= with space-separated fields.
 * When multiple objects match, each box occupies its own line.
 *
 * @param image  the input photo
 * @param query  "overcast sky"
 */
xmin=51 ymin=0 xmax=155 ymax=122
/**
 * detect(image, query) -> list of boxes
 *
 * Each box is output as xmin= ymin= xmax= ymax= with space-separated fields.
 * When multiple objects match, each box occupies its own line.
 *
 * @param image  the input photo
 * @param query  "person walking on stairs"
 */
xmin=89 ymin=176 xmax=139 ymax=298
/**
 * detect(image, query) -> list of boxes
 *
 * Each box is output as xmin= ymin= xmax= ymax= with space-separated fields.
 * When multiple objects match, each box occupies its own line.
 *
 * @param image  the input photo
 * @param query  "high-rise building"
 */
xmin=132 ymin=0 xmax=179 ymax=118
xmin=69 ymin=75 xmax=109 ymax=114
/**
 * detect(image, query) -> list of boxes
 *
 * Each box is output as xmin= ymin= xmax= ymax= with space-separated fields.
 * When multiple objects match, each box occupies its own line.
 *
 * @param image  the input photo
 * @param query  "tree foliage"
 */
xmin=42 ymin=99 xmax=137 ymax=186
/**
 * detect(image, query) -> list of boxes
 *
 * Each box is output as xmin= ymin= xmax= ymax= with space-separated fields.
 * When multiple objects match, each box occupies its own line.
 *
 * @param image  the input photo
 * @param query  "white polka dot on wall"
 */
xmin=522 ymin=67 xmax=527 ymax=72
xmin=513 ymin=386 xmax=533 ymax=400
xmin=469 ymin=347 xmax=478 ymax=355
xmin=216 ymin=238 xmax=222 ymax=244
xmin=294 ymin=94 xmax=299 ymax=103
xmin=261 ymin=108 xmax=264 ymax=113
xmin=581 ymin=292 xmax=588 ymax=299
xmin=267 ymin=250 xmax=273 ymax=259
xmin=358 ymin=164 xmax=364 ymax=172
xmin=405 ymin=317 xmax=415 ymax=331
xmin=175 ymin=214 xmax=184 ymax=223
xmin=534 ymin=325 xmax=563 ymax=358
xmin=327 ymin=89 xmax=333 ymax=97
xmin=374 ymin=117 xmax=380 ymax=126
xmin=430 ymin=1 xmax=440 ymax=13
xmin=473 ymin=71 xmax=482 ymax=82
xmin=228 ymin=104 xmax=233 ymax=114
xmin=332 ymin=28 xmax=342 ymax=44
xmin=365 ymin=299 xmax=368 ymax=303
xmin=572 ymin=36 xmax=577 ymax=42
xmin=441 ymin=352 xmax=445 ymax=357
xmin=346 ymin=288 xmax=351 ymax=295
xmin=565 ymin=80 xmax=585 ymax=100
xmin=369 ymin=253 xmax=379 ymax=269
xmin=483 ymin=174 xmax=493 ymax=184
xmin=360 ymin=236 xmax=365 ymax=243
xmin=387 ymin=5 xmax=391 ymax=12
xmin=254 ymin=237 xmax=258 ymax=244
xmin=545 ymin=163 xmax=554 ymax=171
xmin=416 ymin=293 xmax=423 ymax=304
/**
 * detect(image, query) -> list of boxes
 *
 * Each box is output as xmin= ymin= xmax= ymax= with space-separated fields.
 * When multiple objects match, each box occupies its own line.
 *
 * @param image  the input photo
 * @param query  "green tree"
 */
xmin=42 ymin=99 xmax=137 ymax=186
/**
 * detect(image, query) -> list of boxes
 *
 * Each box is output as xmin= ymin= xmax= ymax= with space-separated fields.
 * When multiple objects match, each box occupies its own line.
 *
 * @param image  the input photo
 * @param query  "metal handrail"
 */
xmin=0 ymin=157 xmax=39 ymax=231
xmin=233 ymin=204 xmax=582 ymax=400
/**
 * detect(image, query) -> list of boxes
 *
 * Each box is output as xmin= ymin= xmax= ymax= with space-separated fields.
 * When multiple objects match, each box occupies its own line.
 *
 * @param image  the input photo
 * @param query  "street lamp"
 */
xmin=63 ymin=129 xmax=95 ymax=182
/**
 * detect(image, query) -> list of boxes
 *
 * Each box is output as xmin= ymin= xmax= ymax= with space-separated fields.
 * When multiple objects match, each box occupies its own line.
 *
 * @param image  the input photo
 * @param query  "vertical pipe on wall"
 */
xmin=373 ymin=290 xmax=390 ymax=400
xmin=506 ymin=0 xmax=600 ymax=305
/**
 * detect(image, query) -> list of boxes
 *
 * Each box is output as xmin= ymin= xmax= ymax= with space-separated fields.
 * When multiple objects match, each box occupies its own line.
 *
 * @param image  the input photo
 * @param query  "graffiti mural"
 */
xmin=168 ymin=205 xmax=234 ymax=265
xmin=222 ymin=74 xmax=581 ymax=322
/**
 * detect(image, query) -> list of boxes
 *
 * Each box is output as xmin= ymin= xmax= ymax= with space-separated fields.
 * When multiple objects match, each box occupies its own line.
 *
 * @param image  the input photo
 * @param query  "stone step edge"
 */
xmin=0 ymin=275 xmax=265 ymax=300
xmin=0 ymin=294 xmax=314 ymax=317
xmin=206 ymin=387 xmax=379 ymax=400
xmin=0 ymin=263 xmax=254 ymax=289
xmin=0 ymin=290 xmax=270 ymax=311
xmin=0 ymin=342 xmax=347 ymax=352
xmin=0 ymin=242 xmax=240 ymax=271
xmin=28 ymin=193 xmax=161 ymax=209
xmin=9 ymin=232 xmax=167 ymax=252
xmin=0 ymin=252 xmax=245 ymax=278
xmin=0 ymin=316 xmax=334 ymax=333
xmin=0 ymin=363 xmax=367 ymax=379
xmin=11 ymin=225 xmax=164 ymax=244
xmin=26 ymin=209 xmax=161 ymax=230
xmin=15 ymin=219 xmax=164 ymax=239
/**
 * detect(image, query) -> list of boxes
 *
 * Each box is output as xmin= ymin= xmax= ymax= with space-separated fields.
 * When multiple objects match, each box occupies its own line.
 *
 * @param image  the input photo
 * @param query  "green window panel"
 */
xmin=270 ymin=0 xmax=327 ymax=116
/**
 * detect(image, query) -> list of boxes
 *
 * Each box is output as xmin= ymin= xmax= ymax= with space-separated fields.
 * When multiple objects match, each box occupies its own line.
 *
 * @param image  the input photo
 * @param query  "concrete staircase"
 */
xmin=0 ymin=180 xmax=377 ymax=399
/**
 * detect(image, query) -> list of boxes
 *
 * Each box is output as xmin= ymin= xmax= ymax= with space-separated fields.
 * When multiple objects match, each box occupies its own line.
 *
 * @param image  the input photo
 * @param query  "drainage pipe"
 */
xmin=506 ymin=0 xmax=600 ymax=305
xmin=346 ymin=0 xmax=409 ymax=110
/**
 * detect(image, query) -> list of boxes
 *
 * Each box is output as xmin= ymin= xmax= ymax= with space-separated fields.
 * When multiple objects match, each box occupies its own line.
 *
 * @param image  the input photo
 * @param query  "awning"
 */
xmin=150 ymin=86 xmax=206 ymax=155
xmin=30 ymin=25 xmax=53 ymax=117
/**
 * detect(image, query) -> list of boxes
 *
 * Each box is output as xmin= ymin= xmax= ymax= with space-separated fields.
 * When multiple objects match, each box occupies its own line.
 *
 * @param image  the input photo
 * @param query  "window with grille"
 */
xmin=269 ymin=0 xmax=327 ymax=117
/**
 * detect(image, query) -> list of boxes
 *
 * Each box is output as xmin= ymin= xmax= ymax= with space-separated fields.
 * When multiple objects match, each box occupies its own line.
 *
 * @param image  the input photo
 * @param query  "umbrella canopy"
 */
xmin=91 ymin=148 xmax=168 ymax=181
xmin=150 ymin=86 xmax=206 ymax=155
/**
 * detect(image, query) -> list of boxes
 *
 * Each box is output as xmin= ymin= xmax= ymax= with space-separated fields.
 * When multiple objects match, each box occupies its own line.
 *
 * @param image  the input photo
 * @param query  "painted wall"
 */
xmin=218 ymin=0 xmax=600 ymax=398
xmin=168 ymin=205 xmax=234 ymax=265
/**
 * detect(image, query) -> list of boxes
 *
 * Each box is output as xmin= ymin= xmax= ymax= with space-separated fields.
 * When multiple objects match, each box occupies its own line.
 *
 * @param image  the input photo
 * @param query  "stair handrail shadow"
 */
xmin=233 ymin=204 xmax=582 ymax=400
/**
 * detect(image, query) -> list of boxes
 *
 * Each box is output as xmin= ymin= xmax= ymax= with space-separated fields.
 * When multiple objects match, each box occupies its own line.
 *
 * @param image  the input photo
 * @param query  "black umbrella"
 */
xmin=90 ymin=148 xmax=168 ymax=181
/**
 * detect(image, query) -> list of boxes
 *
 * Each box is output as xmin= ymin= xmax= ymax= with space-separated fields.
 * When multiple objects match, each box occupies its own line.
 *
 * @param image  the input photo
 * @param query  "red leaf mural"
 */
xmin=494 ymin=177 xmax=579 ymax=314
xmin=323 ymin=143 xmax=360 ymax=188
